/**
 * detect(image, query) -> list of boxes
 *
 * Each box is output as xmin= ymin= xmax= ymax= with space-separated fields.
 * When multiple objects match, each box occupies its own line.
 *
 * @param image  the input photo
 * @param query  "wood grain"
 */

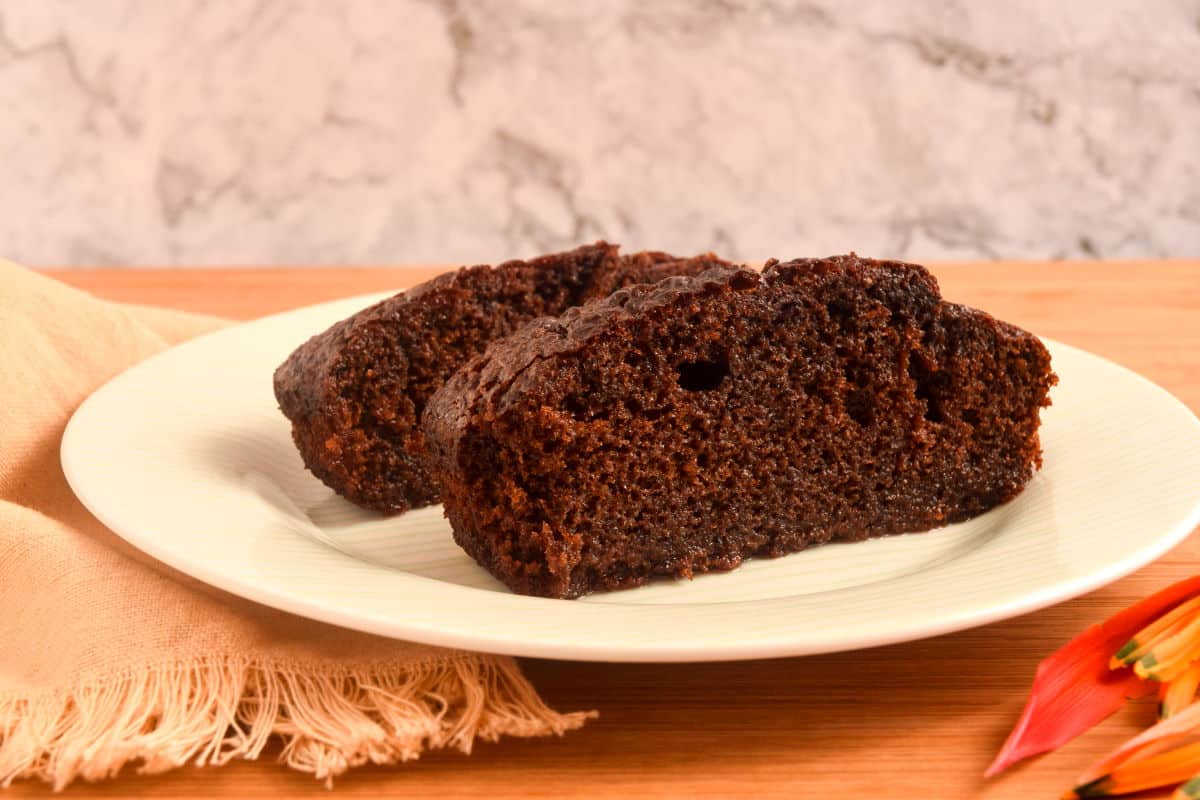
xmin=12 ymin=260 xmax=1200 ymax=799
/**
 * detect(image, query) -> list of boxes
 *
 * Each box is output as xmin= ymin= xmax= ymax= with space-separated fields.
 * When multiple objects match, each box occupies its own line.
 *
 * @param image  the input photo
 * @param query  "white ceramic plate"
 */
xmin=62 ymin=292 xmax=1200 ymax=662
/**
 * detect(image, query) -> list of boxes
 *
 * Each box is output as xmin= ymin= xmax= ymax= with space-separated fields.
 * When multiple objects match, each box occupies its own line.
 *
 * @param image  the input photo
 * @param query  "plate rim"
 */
xmin=61 ymin=291 xmax=1200 ymax=662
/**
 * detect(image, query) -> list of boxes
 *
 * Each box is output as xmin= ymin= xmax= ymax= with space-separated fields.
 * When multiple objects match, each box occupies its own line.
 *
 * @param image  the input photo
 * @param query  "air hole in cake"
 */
xmin=846 ymin=389 xmax=875 ymax=426
xmin=908 ymin=357 xmax=945 ymax=424
xmin=676 ymin=357 xmax=730 ymax=392
xmin=564 ymin=394 xmax=590 ymax=421
xmin=728 ymin=271 xmax=758 ymax=291
xmin=843 ymin=362 xmax=871 ymax=388
xmin=826 ymin=298 xmax=856 ymax=333
xmin=921 ymin=395 xmax=945 ymax=424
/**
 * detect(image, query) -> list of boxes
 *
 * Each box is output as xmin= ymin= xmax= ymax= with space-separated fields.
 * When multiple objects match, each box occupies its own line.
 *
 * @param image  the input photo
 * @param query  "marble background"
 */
xmin=1 ymin=0 xmax=1197 ymax=268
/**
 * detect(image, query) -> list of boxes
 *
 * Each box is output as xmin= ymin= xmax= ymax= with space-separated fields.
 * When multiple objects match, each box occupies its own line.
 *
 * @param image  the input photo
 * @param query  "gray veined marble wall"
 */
xmin=1 ymin=0 xmax=1197 ymax=268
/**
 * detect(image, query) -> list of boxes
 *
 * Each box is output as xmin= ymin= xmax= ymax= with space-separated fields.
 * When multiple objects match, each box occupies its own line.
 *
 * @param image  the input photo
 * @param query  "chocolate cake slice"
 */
xmin=423 ymin=254 xmax=1056 ymax=599
xmin=274 ymin=242 xmax=731 ymax=513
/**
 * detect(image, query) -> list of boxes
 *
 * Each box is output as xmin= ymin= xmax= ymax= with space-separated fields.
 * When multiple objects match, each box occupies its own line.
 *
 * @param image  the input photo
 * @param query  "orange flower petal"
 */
xmin=1135 ymin=615 xmax=1200 ymax=682
xmin=987 ymin=576 xmax=1200 ymax=778
xmin=1112 ymin=595 xmax=1200 ymax=668
xmin=1074 ymin=700 xmax=1200 ymax=787
xmin=1162 ymin=663 xmax=1200 ymax=719
xmin=1068 ymin=739 xmax=1200 ymax=797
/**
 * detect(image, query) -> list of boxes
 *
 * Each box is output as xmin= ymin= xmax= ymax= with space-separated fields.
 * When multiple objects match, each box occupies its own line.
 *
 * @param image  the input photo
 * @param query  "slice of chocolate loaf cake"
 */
xmin=423 ymin=254 xmax=1057 ymax=599
xmin=274 ymin=242 xmax=731 ymax=513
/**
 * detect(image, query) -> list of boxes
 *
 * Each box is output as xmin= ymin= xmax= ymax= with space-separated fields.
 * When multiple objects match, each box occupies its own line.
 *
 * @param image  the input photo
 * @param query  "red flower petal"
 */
xmin=987 ymin=576 xmax=1200 ymax=778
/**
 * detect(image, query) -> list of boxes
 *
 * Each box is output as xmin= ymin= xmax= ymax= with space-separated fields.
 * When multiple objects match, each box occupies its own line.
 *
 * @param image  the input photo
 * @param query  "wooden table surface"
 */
xmin=15 ymin=260 xmax=1200 ymax=799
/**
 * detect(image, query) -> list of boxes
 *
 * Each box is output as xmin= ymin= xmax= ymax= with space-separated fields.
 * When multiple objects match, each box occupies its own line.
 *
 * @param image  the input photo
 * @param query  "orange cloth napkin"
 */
xmin=0 ymin=261 xmax=592 ymax=789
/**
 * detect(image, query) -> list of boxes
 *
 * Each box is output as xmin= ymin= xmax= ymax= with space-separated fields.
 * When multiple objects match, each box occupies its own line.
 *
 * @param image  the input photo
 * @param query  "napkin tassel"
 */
xmin=0 ymin=654 xmax=595 ymax=789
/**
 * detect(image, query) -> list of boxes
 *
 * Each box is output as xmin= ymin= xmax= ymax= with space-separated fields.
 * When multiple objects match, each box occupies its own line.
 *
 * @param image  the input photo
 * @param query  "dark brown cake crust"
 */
xmin=423 ymin=254 xmax=1057 ymax=599
xmin=273 ymin=242 xmax=732 ymax=513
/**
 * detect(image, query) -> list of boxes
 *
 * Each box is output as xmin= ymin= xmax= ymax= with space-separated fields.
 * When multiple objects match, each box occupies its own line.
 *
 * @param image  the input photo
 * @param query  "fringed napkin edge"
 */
xmin=0 ymin=652 xmax=595 ymax=789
